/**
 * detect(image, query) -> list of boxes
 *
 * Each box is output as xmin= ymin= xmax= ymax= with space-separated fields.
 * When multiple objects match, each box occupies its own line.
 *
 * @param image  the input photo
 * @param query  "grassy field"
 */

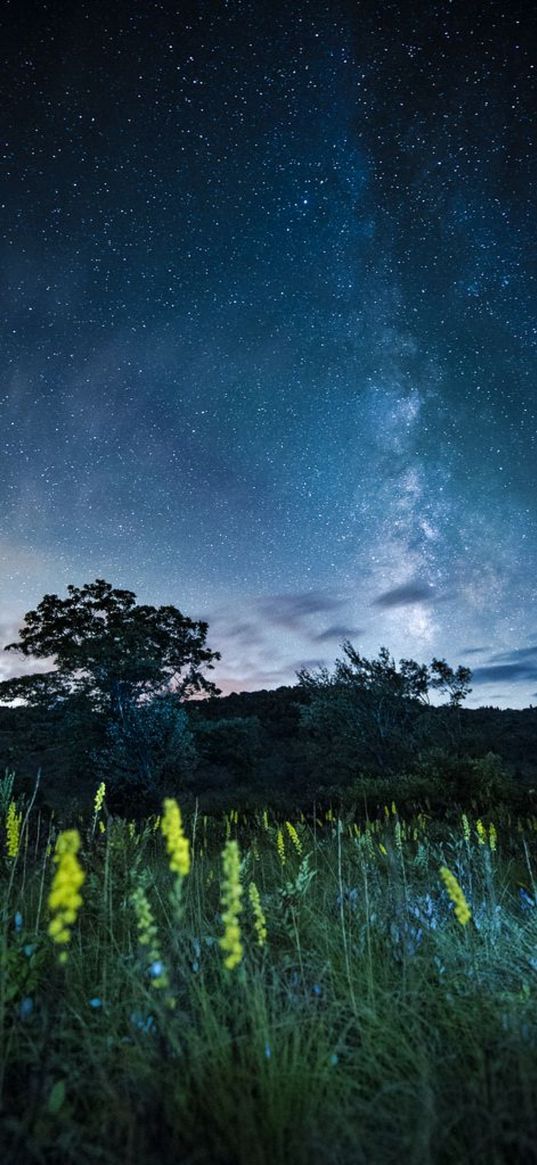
xmin=1 ymin=776 xmax=537 ymax=1165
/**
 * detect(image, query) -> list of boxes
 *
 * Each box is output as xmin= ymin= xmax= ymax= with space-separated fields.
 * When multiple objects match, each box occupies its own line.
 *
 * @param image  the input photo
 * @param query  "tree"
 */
xmin=295 ymin=642 xmax=472 ymax=776
xmin=93 ymin=693 xmax=198 ymax=809
xmin=1 ymin=578 xmax=222 ymax=715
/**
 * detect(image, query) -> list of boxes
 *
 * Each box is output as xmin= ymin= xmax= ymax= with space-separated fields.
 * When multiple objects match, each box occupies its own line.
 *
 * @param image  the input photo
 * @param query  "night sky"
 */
xmin=2 ymin=0 xmax=536 ymax=708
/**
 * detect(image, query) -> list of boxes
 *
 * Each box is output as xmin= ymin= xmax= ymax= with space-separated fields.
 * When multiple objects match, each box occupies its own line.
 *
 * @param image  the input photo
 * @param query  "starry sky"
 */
xmin=1 ymin=0 xmax=536 ymax=708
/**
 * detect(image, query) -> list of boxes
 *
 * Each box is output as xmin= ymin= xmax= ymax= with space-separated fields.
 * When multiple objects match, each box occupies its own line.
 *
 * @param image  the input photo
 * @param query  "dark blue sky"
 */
xmin=1 ymin=0 xmax=536 ymax=706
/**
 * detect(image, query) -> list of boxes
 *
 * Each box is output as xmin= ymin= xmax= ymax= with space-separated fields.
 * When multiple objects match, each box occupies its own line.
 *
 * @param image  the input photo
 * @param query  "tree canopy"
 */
xmin=1 ymin=578 xmax=222 ymax=713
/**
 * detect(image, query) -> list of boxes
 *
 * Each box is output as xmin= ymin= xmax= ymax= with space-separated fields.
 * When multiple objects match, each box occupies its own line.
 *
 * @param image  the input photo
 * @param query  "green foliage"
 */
xmin=92 ymin=695 xmax=198 ymax=810
xmin=2 ymin=799 xmax=537 ymax=1164
xmin=295 ymin=643 xmax=473 ymax=778
xmin=1 ymin=577 xmax=222 ymax=713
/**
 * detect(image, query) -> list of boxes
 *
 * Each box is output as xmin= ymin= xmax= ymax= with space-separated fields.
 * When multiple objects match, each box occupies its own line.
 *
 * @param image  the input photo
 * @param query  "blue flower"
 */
xmin=89 ymin=997 xmax=103 ymax=1009
xmin=14 ymin=912 xmax=23 ymax=933
xmin=19 ymin=997 xmax=33 ymax=1020
xmin=130 ymin=1011 xmax=156 ymax=1034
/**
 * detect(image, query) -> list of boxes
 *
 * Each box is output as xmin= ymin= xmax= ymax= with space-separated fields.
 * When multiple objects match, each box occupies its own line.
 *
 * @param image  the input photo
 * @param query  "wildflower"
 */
xmin=476 ymin=819 xmax=487 ymax=846
xmin=391 ymin=801 xmax=397 ymax=816
xmin=19 ymin=997 xmax=34 ymax=1020
xmin=89 ymin=997 xmax=103 ymax=1009
xmin=94 ymin=781 xmax=106 ymax=816
xmin=378 ymin=843 xmax=388 ymax=856
xmin=98 ymin=820 xmax=106 ymax=834
xmin=461 ymin=813 xmax=471 ymax=844
xmin=128 ymin=821 xmax=136 ymax=839
xmin=160 ymin=798 xmax=190 ymax=877
xmin=14 ymin=911 xmax=23 ymax=933
xmin=264 ymin=1042 xmax=271 ymax=1059
xmin=439 ymin=865 xmax=472 ymax=926
xmin=489 ymin=822 xmax=497 ymax=852
xmin=262 ymin=809 xmax=269 ymax=831
xmin=5 ymin=801 xmax=22 ymax=859
xmin=518 ymin=886 xmax=535 ymax=910
xmin=276 ymin=828 xmax=286 ymax=866
xmin=130 ymin=1011 xmax=157 ymax=1034
xmin=131 ymin=884 xmax=169 ymax=989
xmin=48 ymin=830 xmax=85 ymax=963
xmin=394 ymin=821 xmax=403 ymax=852
xmin=219 ymin=839 xmax=243 ymax=970
xmin=248 ymin=881 xmax=267 ymax=946
xmin=285 ymin=820 xmax=302 ymax=855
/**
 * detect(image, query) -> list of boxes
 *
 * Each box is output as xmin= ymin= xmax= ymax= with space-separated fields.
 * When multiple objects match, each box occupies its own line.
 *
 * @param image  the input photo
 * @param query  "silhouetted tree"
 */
xmin=295 ymin=642 xmax=472 ymax=776
xmin=1 ymin=578 xmax=222 ymax=716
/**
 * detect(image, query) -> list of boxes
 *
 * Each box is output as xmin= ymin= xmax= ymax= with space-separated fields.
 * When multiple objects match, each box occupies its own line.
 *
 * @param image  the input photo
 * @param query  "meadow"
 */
xmin=1 ymin=773 xmax=537 ymax=1165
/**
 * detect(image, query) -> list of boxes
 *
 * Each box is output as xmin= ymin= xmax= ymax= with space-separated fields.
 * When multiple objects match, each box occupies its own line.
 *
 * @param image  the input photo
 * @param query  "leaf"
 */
xmin=47 ymin=1080 xmax=66 ymax=1114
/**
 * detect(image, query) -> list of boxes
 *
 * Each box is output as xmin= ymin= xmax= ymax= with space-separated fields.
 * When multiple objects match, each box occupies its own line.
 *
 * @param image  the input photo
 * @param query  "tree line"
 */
xmin=0 ymin=578 xmax=530 ymax=815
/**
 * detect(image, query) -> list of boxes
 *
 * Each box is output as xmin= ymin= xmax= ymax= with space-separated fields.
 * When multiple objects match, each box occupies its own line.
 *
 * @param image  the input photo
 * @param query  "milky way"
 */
xmin=1 ymin=0 xmax=536 ymax=707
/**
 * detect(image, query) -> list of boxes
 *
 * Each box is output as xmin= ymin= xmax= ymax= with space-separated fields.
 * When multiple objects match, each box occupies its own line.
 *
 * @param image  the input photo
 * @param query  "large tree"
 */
xmin=295 ymin=642 xmax=472 ymax=776
xmin=1 ymin=578 xmax=222 ymax=716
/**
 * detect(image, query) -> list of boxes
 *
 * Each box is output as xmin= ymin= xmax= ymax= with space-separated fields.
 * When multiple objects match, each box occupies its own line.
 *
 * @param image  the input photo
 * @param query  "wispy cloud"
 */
xmin=254 ymin=589 xmax=347 ymax=631
xmin=311 ymin=623 xmax=363 ymax=644
xmin=471 ymin=662 xmax=537 ymax=684
xmin=372 ymin=581 xmax=437 ymax=609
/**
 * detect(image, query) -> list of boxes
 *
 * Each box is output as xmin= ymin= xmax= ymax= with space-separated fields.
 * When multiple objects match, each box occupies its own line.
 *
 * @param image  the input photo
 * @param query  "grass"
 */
xmin=1 ymin=783 xmax=537 ymax=1164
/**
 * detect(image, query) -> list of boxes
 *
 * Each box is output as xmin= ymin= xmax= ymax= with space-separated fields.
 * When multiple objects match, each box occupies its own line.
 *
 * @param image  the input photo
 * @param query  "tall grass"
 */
xmin=1 ymin=790 xmax=537 ymax=1164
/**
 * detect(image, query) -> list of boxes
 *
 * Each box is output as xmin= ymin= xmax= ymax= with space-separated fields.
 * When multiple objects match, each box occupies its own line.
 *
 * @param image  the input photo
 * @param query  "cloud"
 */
xmin=312 ymin=624 xmax=363 ymax=644
xmin=214 ymin=620 xmax=266 ymax=647
xmin=372 ymin=582 xmax=436 ymax=609
xmin=255 ymin=589 xmax=346 ymax=631
xmin=459 ymin=646 xmax=490 ymax=655
xmin=293 ymin=657 xmax=329 ymax=673
xmin=486 ymin=646 xmax=537 ymax=665
xmin=471 ymin=662 xmax=537 ymax=685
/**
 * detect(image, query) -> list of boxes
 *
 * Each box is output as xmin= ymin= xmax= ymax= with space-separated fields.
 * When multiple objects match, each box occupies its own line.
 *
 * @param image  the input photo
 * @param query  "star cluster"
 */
xmin=1 ymin=0 xmax=536 ymax=706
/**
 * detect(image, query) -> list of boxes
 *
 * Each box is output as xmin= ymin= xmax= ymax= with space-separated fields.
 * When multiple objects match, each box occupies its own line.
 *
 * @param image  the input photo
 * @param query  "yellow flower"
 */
xmin=248 ymin=881 xmax=267 ymax=946
xmin=94 ymin=781 xmax=106 ymax=815
xmin=161 ymin=798 xmax=190 ymax=877
xmin=378 ymin=843 xmax=388 ymax=856
xmin=48 ymin=830 xmax=85 ymax=962
xmin=285 ymin=821 xmax=302 ymax=855
xmin=475 ymin=819 xmax=487 ymax=846
xmin=276 ymin=828 xmax=286 ymax=866
xmin=439 ymin=865 xmax=472 ymax=926
xmin=488 ymin=822 xmax=497 ymax=852
xmin=5 ymin=801 xmax=22 ymax=859
xmin=220 ymin=839 xmax=243 ymax=970
xmin=461 ymin=813 xmax=471 ymax=844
